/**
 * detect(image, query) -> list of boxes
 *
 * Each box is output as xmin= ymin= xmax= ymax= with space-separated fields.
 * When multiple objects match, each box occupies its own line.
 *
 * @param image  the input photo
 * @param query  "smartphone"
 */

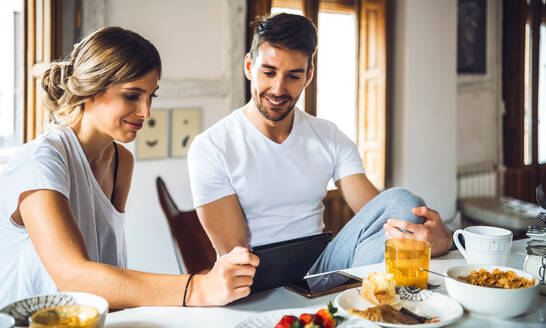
xmin=284 ymin=271 xmax=362 ymax=298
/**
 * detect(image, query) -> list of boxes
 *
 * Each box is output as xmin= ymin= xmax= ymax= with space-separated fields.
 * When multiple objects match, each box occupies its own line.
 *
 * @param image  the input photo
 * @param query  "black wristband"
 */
xmin=183 ymin=273 xmax=195 ymax=307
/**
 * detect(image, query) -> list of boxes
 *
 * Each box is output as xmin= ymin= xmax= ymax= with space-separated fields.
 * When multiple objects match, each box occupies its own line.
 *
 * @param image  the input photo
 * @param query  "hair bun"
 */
xmin=41 ymin=61 xmax=73 ymax=110
xmin=59 ymin=62 xmax=73 ymax=84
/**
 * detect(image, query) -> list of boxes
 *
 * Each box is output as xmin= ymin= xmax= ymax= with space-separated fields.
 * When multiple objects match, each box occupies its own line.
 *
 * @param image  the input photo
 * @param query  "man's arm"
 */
xmin=335 ymin=173 xmax=380 ymax=213
xmin=196 ymin=194 xmax=250 ymax=256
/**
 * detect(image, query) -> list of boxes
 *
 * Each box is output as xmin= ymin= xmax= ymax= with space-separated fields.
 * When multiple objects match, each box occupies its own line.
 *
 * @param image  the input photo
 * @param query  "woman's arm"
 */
xmin=19 ymin=189 xmax=258 ymax=308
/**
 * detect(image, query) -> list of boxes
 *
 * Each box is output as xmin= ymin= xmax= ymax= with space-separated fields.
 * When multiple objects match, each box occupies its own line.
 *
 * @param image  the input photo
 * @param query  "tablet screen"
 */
xmin=291 ymin=271 xmax=361 ymax=294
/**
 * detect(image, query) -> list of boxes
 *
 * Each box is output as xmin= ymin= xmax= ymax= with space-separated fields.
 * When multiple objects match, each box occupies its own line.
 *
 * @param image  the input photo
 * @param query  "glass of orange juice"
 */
xmin=385 ymin=239 xmax=431 ymax=289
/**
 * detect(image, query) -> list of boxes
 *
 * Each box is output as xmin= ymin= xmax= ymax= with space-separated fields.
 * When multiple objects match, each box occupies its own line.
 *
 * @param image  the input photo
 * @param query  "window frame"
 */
xmin=502 ymin=0 xmax=546 ymax=202
xmin=245 ymin=0 xmax=356 ymax=117
xmin=245 ymin=0 xmax=388 ymax=189
xmin=23 ymin=0 xmax=62 ymax=143
xmin=0 ymin=1 xmax=25 ymax=162
xmin=0 ymin=0 xmax=61 ymax=169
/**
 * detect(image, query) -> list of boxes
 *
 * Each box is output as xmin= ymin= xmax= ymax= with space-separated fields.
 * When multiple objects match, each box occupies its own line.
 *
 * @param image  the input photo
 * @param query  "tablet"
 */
xmin=249 ymin=232 xmax=332 ymax=294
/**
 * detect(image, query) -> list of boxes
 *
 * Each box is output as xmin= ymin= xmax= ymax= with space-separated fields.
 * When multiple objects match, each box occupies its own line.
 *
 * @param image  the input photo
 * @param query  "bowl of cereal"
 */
xmin=445 ymin=264 xmax=540 ymax=318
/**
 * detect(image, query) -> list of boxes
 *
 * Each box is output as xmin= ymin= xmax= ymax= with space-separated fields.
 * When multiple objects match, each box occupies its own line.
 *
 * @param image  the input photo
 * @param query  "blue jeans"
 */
xmin=309 ymin=187 xmax=425 ymax=274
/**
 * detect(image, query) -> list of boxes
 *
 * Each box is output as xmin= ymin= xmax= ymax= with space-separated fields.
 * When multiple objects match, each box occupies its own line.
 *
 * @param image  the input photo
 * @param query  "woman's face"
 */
xmin=83 ymin=69 xmax=159 ymax=143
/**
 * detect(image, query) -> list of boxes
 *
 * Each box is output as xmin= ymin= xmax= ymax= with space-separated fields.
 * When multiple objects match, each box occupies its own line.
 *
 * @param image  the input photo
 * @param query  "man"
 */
xmin=188 ymin=13 xmax=452 ymax=273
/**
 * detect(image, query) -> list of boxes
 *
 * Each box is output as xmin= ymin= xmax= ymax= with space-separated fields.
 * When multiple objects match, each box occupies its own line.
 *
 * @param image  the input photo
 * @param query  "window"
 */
xmin=522 ymin=0 xmax=545 ymax=166
xmin=271 ymin=1 xmax=357 ymax=143
xmin=0 ymin=0 xmax=62 ymax=166
xmin=0 ymin=0 xmax=24 ymax=161
xmin=271 ymin=2 xmax=303 ymax=15
xmin=524 ymin=21 xmax=532 ymax=165
xmin=523 ymin=1 xmax=545 ymax=165
xmin=317 ymin=7 xmax=357 ymax=142
xmin=248 ymin=0 xmax=387 ymax=189
xmin=539 ymin=9 xmax=546 ymax=163
xmin=502 ymin=0 xmax=546 ymax=202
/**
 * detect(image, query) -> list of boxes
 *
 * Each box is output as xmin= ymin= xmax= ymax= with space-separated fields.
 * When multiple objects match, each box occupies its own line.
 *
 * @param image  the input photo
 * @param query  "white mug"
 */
xmin=453 ymin=226 xmax=513 ymax=265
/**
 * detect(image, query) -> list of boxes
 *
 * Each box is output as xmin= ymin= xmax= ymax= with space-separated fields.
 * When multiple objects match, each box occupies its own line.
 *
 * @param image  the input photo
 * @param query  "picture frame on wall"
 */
xmin=457 ymin=0 xmax=487 ymax=74
xmin=135 ymin=109 xmax=169 ymax=160
xmin=170 ymin=108 xmax=202 ymax=158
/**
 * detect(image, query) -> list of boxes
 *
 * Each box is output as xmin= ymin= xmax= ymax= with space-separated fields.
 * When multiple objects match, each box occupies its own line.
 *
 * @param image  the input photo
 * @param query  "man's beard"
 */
xmin=252 ymin=92 xmax=297 ymax=122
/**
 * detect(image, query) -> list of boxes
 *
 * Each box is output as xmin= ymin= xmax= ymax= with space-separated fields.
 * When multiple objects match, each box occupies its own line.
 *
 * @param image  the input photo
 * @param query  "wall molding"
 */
xmin=81 ymin=0 xmax=246 ymax=101
xmin=158 ymin=79 xmax=230 ymax=98
xmin=457 ymin=79 xmax=497 ymax=93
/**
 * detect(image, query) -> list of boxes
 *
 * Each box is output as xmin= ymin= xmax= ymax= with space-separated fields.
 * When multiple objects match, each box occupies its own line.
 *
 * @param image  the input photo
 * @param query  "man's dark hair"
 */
xmin=249 ymin=13 xmax=317 ymax=70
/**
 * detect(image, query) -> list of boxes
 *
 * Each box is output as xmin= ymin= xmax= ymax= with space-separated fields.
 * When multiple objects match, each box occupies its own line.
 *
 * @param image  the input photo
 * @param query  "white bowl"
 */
xmin=0 ymin=313 xmax=15 ymax=328
xmin=445 ymin=264 xmax=540 ymax=318
xmin=0 ymin=292 xmax=108 ymax=327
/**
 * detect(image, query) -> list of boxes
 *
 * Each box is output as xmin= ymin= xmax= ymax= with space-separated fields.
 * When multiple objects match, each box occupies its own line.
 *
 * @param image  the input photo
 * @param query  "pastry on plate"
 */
xmin=360 ymin=272 xmax=397 ymax=305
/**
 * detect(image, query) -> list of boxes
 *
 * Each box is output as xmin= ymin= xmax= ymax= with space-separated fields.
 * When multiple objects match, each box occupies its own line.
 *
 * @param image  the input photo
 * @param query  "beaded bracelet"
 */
xmin=183 ymin=273 xmax=195 ymax=307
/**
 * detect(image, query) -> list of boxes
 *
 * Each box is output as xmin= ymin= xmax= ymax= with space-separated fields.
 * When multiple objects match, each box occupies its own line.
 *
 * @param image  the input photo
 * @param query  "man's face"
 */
xmin=245 ymin=42 xmax=314 ymax=122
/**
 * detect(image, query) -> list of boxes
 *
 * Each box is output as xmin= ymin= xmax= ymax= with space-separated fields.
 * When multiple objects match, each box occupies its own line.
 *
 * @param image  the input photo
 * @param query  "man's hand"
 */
xmin=383 ymin=206 xmax=453 ymax=257
xmin=191 ymin=247 xmax=260 ymax=306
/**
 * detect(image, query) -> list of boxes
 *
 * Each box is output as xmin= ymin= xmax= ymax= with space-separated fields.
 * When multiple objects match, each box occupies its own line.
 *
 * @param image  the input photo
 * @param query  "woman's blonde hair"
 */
xmin=41 ymin=26 xmax=162 ymax=127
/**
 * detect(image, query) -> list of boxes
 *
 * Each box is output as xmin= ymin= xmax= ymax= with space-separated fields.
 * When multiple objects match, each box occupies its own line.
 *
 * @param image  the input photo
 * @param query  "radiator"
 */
xmin=457 ymin=162 xmax=543 ymax=231
xmin=457 ymin=162 xmax=500 ymax=199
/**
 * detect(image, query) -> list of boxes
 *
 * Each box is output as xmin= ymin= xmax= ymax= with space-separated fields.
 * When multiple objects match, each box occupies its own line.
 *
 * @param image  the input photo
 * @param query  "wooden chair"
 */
xmin=155 ymin=176 xmax=216 ymax=274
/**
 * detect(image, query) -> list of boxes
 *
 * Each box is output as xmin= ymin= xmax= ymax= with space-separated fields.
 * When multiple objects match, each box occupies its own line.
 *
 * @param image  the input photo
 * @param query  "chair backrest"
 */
xmin=156 ymin=176 xmax=216 ymax=274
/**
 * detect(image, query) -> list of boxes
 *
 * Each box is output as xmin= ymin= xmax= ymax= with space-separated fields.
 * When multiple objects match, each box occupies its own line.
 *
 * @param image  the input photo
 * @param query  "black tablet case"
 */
xmin=250 ymin=232 xmax=332 ymax=294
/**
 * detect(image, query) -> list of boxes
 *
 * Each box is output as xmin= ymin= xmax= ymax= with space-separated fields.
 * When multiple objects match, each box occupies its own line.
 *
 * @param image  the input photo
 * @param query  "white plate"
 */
xmin=335 ymin=287 xmax=463 ymax=328
xmin=235 ymin=306 xmax=381 ymax=328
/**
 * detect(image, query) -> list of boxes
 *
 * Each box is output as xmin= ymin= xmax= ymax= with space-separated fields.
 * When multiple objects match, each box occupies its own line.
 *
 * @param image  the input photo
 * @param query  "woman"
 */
xmin=0 ymin=26 xmax=258 ymax=309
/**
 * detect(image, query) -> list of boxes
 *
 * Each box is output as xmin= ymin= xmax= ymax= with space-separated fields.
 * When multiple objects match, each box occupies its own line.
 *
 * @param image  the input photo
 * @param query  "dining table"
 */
xmin=105 ymin=238 xmax=545 ymax=328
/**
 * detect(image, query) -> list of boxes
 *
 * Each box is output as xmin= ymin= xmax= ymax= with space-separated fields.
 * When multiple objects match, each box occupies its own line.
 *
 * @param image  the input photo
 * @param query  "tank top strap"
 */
xmin=111 ymin=142 xmax=119 ymax=205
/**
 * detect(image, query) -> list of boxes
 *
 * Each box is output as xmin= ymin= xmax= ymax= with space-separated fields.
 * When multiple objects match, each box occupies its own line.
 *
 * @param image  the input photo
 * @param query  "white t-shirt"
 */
xmin=188 ymin=108 xmax=364 ymax=247
xmin=0 ymin=127 xmax=126 ymax=308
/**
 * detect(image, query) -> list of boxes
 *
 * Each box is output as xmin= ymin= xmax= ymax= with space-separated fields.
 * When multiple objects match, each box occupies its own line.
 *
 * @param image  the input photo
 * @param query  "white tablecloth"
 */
xmin=105 ymin=239 xmax=546 ymax=328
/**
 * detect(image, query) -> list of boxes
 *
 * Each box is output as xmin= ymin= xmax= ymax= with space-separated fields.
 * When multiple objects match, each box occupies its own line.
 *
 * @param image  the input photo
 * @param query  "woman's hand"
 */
xmin=383 ymin=206 xmax=453 ymax=257
xmin=189 ymin=247 xmax=260 ymax=306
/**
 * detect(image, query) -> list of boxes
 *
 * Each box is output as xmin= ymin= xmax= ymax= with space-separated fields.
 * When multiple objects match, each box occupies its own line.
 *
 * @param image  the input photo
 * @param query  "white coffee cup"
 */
xmin=453 ymin=226 xmax=513 ymax=265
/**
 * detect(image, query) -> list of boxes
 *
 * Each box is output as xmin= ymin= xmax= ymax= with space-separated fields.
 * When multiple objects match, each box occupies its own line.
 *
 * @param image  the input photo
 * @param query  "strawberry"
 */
xmin=276 ymin=303 xmax=344 ymax=328
xmin=275 ymin=315 xmax=303 ymax=328
xmin=298 ymin=313 xmax=314 ymax=324
xmin=315 ymin=302 xmax=345 ymax=328
xmin=312 ymin=314 xmax=324 ymax=326
xmin=315 ymin=308 xmax=333 ymax=328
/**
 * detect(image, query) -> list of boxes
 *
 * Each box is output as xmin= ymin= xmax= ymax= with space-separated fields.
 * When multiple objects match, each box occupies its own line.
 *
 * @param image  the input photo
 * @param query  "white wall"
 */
xmin=457 ymin=0 xmax=503 ymax=167
xmin=391 ymin=0 xmax=458 ymax=221
xmin=83 ymin=0 xmax=246 ymax=274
